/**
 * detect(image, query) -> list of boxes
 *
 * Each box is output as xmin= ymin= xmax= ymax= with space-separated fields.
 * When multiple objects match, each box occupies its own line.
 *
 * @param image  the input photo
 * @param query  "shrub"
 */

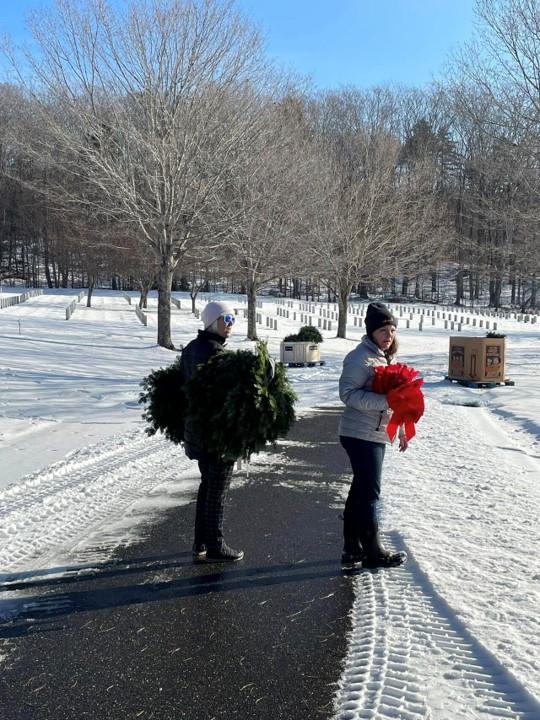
xmin=283 ymin=325 xmax=323 ymax=344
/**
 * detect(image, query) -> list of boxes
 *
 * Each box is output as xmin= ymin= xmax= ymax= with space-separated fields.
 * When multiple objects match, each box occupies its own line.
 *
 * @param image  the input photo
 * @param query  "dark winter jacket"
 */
xmin=180 ymin=329 xmax=226 ymax=460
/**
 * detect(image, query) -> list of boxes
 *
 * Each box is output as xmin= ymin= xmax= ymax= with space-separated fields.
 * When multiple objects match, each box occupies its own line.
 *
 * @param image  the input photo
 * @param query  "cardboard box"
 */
xmin=448 ymin=336 xmax=505 ymax=382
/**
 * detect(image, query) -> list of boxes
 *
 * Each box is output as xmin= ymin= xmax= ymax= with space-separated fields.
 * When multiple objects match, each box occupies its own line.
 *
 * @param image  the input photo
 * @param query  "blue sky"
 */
xmin=1 ymin=0 xmax=476 ymax=89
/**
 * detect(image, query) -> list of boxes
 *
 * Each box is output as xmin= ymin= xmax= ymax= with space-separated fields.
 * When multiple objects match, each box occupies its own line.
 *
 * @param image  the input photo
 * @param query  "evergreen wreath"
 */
xmin=139 ymin=355 xmax=185 ymax=444
xmin=139 ymin=342 xmax=296 ymax=461
xmin=185 ymin=341 xmax=296 ymax=461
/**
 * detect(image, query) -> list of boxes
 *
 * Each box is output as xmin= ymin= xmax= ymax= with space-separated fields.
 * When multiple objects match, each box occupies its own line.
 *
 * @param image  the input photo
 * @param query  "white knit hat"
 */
xmin=201 ymin=300 xmax=234 ymax=329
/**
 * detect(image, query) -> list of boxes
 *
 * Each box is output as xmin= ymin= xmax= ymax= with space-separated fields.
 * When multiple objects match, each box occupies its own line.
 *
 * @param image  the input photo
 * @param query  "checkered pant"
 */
xmin=194 ymin=459 xmax=234 ymax=550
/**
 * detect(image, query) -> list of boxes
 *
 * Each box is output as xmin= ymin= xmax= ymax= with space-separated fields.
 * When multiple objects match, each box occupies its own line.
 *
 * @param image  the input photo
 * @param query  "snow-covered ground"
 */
xmin=0 ymin=288 xmax=539 ymax=719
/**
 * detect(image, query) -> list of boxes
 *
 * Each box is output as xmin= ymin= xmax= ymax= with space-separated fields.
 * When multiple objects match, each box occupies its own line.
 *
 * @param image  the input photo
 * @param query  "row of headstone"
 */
xmin=271 ymin=296 xmax=539 ymax=324
xmin=65 ymin=299 xmax=77 ymax=320
xmin=262 ymin=301 xmax=500 ymax=334
xmin=65 ymin=291 xmax=86 ymax=320
xmin=398 ymin=318 xmax=499 ymax=333
xmin=224 ymin=297 xmax=534 ymax=333
xmin=432 ymin=304 xmax=538 ymax=324
xmin=319 ymin=308 xmax=339 ymax=320
xmin=0 ymin=288 xmax=43 ymax=310
xmin=135 ymin=305 xmax=147 ymax=326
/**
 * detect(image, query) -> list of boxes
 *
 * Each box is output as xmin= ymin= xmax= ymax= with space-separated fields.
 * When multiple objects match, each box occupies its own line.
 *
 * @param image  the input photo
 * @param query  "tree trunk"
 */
xmin=455 ymin=269 xmax=465 ymax=306
xmin=246 ymin=276 xmax=258 ymax=340
xmin=157 ymin=259 xmax=175 ymax=349
xmin=139 ymin=288 xmax=149 ymax=309
xmin=52 ymin=256 xmax=58 ymax=288
xmin=510 ymin=273 xmax=516 ymax=305
xmin=337 ymin=283 xmax=351 ymax=339
xmin=530 ymin=276 xmax=538 ymax=309
xmin=489 ymin=274 xmax=502 ymax=309
xmin=87 ymin=275 xmax=96 ymax=307
xmin=43 ymin=231 xmax=53 ymax=289
xmin=190 ymin=288 xmax=200 ymax=314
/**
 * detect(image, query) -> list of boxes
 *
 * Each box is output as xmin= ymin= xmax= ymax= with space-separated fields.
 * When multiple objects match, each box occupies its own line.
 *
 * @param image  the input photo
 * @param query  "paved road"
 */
xmin=1 ymin=408 xmax=359 ymax=720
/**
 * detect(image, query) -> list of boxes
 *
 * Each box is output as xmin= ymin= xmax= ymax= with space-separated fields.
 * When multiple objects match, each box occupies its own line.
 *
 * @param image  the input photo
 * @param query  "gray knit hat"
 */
xmin=365 ymin=302 xmax=397 ymax=335
xmin=201 ymin=300 xmax=234 ymax=329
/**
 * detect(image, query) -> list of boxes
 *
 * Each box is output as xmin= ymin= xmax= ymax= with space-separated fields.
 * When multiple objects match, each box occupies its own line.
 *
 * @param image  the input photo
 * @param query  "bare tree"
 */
xmin=446 ymin=78 xmax=539 ymax=307
xmin=448 ymin=0 xmax=540 ymax=307
xmin=4 ymin=0 xmax=272 ymax=347
xmin=467 ymin=0 xmax=540 ymax=132
xmin=305 ymin=90 xmax=404 ymax=338
xmin=211 ymin=94 xmax=315 ymax=339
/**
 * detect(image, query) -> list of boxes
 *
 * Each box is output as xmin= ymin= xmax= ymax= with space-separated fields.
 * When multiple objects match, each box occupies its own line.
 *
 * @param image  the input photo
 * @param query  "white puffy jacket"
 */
xmin=338 ymin=335 xmax=392 ymax=443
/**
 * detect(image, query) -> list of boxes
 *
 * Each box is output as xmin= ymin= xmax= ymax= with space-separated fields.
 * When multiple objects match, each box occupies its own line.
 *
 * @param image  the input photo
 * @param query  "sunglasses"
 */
xmin=221 ymin=314 xmax=235 ymax=325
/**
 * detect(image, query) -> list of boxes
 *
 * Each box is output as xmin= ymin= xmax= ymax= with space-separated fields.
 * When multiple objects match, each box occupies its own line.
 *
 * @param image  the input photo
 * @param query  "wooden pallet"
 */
xmin=445 ymin=376 xmax=515 ymax=388
xmin=287 ymin=361 xmax=326 ymax=368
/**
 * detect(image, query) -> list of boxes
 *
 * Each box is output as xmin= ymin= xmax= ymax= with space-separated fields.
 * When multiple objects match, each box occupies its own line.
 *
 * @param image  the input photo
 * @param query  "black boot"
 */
xmin=341 ymin=549 xmax=365 ymax=564
xmin=341 ymin=537 xmax=365 ymax=564
xmin=360 ymin=527 xmax=407 ymax=569
xmin=342 ymin=514 xmax=365 ymax=564
xmin=192 ymin=543 xmax=207 ymax=560
xmin=362 ymin=551 xmax=407 ymax=569
xmin=203 ymin=543 xmax=244 ymax=563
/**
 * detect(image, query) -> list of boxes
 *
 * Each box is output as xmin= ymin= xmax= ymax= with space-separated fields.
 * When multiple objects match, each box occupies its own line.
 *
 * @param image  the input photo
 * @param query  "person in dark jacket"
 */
xmin=338 ymin=301 xmax=408 ymax=569
xmin=180 ymin=300 xmax=244 ymax=563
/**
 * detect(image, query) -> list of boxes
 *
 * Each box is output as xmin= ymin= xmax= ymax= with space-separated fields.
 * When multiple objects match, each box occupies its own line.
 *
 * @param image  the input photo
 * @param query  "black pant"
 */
xmin=340 ymin=436 xmax=386 ymax=554
xmin=194 ymin=458 xmax=234 ymax=550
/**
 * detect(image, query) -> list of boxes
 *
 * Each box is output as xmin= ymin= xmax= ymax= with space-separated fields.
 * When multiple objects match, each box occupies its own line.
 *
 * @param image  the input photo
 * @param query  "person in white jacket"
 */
xmin=339 ymin=302 xmax=408 ymax=568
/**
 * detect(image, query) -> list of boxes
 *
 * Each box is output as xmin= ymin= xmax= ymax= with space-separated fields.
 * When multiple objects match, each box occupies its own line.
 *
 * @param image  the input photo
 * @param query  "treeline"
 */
xmin=0 ymin=0 xmax=539 ymax=346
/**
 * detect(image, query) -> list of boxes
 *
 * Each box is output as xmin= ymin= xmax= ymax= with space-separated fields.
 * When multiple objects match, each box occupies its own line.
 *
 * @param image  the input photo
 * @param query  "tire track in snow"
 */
xmin=381 ymin=397 xmax=540 ymax=702
xmin=0 ymin=430 xmax=195 ymax=580
xmin=335 ymin=561 xmax=429 ymax=720
xmin=333 ymin=539 xmax=540 ymax=720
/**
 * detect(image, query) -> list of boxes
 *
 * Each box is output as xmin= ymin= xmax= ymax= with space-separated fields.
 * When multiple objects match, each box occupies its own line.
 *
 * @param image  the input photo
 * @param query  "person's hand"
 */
xmin=399 ymin=434 xmax=409 ymax=453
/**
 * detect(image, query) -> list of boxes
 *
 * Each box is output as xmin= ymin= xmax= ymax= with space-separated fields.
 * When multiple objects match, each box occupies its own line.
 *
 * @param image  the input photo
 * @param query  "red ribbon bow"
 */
xmin=372 ymin=363 xmax=425 ymax=442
